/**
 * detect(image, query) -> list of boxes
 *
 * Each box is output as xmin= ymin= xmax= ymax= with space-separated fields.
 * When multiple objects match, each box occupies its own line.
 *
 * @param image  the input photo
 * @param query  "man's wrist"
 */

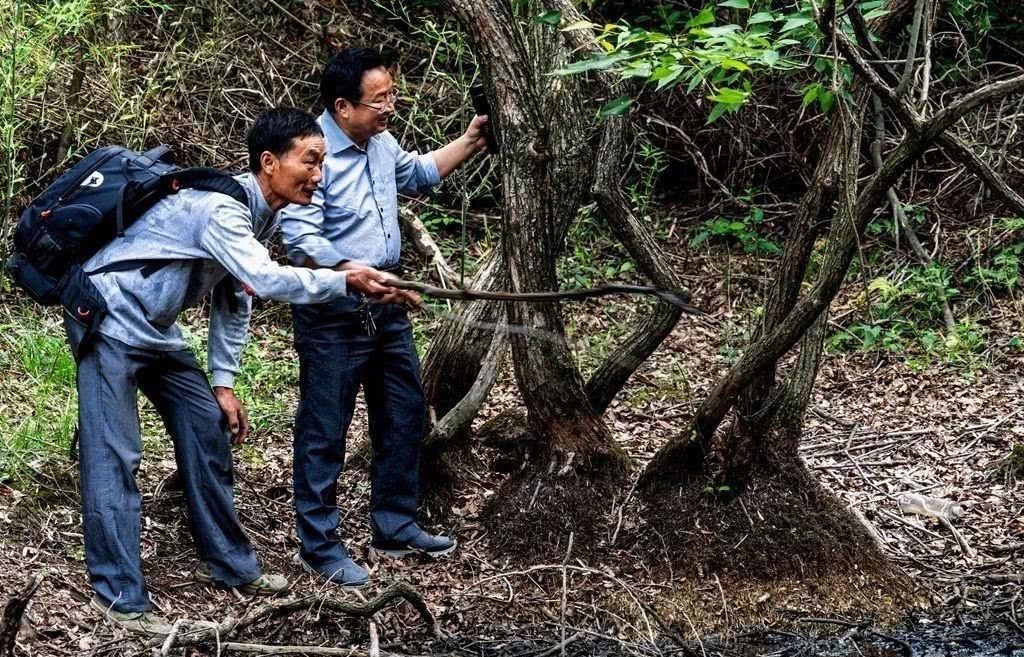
xmin=211 ymin=370 xmax=236 ymax=389
xmin=462 ymin=133 xmax=481 ymax=155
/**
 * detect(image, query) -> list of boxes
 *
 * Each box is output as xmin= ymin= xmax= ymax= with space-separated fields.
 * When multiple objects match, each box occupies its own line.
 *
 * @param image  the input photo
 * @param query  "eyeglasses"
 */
xmin=355 ymin=92 xmax=397 ymax=114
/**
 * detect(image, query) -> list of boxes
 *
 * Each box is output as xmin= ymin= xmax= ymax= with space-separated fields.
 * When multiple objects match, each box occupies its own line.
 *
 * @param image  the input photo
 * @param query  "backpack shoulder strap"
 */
xmin=139 ymin=145 xmax=175 ymax=167
xmin=166 ymin=168 xmax=247 ymax=206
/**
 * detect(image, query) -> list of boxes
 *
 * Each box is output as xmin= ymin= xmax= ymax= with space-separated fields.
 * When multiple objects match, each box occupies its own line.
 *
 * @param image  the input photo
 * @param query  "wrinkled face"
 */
xmin=261 ymin=134 xmax=326 ymax=206
xmin=335 ymin=66 xmax=395 ymax=141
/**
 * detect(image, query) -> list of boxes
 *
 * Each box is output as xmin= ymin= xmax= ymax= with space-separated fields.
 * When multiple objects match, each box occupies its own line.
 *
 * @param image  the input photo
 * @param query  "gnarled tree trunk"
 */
xmin=441 ymin=0 xmax=632 ymax=552
xmin=637 ymin=0 xmax=1024 ymax=581
xmin=418 ymin=250 xmax=506 ymax=509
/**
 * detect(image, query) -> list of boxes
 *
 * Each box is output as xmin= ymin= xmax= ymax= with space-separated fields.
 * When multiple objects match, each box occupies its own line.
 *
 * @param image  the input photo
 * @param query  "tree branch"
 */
xmin=1 ymin=574 xmax=42 ymax=657
xmin=427 ymin=322 xmax=507 ymax=443
xmin=388 ymin=278 xmax=702 ymax=314
xmin=398 ymin=207 xmax=459 ymax=287
xmin=895 ymin=0 xmax=928 ymax=97
xmin=928 ymin=73 xmax=1024 ymax=138
xmin=159 ymin=583 xmax=435 ymax=650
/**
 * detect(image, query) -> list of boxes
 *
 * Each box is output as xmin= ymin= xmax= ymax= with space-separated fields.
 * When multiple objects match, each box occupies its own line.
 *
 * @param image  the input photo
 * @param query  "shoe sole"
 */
xmin=194 ymin=568 xmax=287 ymax=596
xmin=89 ymin=597 xmax=172 ymax=638
xmin=369 ymin=541 xmax=457 ymax=560
xmin=293 ymin=554 xmax=368 ymax=589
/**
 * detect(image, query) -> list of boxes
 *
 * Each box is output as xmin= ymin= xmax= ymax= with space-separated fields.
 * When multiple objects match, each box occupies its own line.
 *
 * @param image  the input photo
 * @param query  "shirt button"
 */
xmin=387 ymin=233 xmax=392 ymax=238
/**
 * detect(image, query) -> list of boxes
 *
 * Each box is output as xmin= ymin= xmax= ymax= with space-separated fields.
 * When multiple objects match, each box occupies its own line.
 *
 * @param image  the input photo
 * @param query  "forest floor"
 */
xmin=1 ymin=244 xmax=1023 ymax=656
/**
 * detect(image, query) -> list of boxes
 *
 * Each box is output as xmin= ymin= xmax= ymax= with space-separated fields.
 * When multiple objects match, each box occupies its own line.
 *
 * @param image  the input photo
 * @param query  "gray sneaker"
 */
xmin=370 ymin=529 xmax=457 ymax=559
xmin=294 ymin=553 xmax=369 ymax=589
xmin=194 ymin=562 xmax=289 ymax=596
xmin=89 ymin=596 xmax=174 ymax=637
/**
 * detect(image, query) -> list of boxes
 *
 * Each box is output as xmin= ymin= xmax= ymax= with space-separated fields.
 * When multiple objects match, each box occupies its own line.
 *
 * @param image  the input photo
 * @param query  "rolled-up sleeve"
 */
xmin=278 ymin=186 xmax=346 ymax=267
xmin=390 ymin=133 xmax=441 ymax=195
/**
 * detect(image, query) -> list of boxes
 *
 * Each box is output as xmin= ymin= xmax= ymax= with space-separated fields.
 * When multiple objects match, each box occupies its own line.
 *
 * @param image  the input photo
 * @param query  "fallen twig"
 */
xmin=1 ymin=573 xmax=43 ymax=657
xmin=155 ymin=582 xmax=434 ymax=650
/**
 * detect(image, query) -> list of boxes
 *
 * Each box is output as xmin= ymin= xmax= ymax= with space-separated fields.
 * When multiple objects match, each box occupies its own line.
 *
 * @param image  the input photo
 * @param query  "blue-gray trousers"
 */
xmin=67 ymin=317 xmax=261 ymax=612
xmin=291 ymin=298 xmax=425 ymax=569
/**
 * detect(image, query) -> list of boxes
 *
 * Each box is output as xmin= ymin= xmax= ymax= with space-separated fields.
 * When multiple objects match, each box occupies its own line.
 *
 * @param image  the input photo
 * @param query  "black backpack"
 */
xmin=6 ymin=145 xmax=247 ymax=334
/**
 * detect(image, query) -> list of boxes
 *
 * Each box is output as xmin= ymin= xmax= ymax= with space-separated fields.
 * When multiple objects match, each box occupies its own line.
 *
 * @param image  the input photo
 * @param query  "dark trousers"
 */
xmin=291 ymin=297 xmax=425 ymax=568
xmin=67 ymin=318 xmax=260 ymax=612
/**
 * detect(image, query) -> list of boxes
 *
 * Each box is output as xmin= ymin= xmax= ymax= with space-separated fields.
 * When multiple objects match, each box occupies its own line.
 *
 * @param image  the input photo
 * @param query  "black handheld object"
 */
xmin=469 ymin=83 xmax=499 ymax=155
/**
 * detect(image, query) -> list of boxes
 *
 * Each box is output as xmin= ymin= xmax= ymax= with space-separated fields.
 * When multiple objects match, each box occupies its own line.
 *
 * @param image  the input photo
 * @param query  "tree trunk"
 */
xmin=418 ymin=250 xmax=505 ymax=506
xmin=641 ymin=0 xmax=921 ymax=486
xmin=550 ymin=1 xmax=689 ymax=413
xmin=636 ymin=0 xmax=1024 ymax=584
xmin=441 ymin=0 xmax=631 ymax=552
xmin=586 ymin=116 xmax=686 ymax=413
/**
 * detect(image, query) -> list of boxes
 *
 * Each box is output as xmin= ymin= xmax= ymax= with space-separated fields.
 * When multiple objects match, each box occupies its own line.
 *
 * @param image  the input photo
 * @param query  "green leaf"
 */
xmin=818 ymin=89 xmax=836 ymax=113
xmin=561 ymin=19 xmax=598 ymax=32
xmin=599 ymin=95 xmax=633 ymax=117
xmin=554 ymin=52 xmax=630 ymax=75
xmin=686 ymin=69 xmax=707 ymax=93
xmin=534 ymin=10 xmax=562 ymax=26
xmin=720 ymin=58 xmax=750 ymax=72
xmin=696 ymin=24 xmax=741 ymax=38
xmin=801 ymin=83 xmax=820 ymax=107
xmin=718 ymin=0 xmax=749 ymax=8
xmin=761 ymin=50 xmax=780 ymax=66
xmin=781 ymin=16 xmax=812 ymax=32
xmin=687 ymin=6 xmax=716 ymax=28
xmin=748 ymin=11 xmax=776 ymax=24
xmin=709 ymin=86 xmax=747 ymax=104
xmin=707 ymin=102 xmax=730 ymax=124
xmin=652 ymin=64 xmax=685 ymax=88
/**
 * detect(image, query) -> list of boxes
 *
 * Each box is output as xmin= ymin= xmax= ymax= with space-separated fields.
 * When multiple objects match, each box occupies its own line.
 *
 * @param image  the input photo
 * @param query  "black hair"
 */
xmin=247 ymin=107 xmax=323 ymax=173
xmin=320 ymin=47 xmax=392 ymax=112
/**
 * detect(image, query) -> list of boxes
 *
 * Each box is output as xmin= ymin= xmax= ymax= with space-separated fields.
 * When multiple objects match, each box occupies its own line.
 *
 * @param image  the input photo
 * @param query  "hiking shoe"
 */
xmin=370 ymin=529 xmax=457 ymax=559
xmin=293 ymin=553 xmax=369 ymax=589
xmin=194 ymin=562 xmax=289 ymax=596
xmin=89 ymin=596 xmax=174 ymax=637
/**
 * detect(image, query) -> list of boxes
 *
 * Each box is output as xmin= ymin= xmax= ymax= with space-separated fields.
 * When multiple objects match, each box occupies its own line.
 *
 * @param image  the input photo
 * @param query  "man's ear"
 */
xmin=259 ymin=151 xmax=277 ymax=176
xmin=334 ymin=97 xmax=351 ymax=118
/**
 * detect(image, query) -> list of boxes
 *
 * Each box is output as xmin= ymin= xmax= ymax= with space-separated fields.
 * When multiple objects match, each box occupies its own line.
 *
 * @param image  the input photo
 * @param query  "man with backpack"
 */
xmin=278 ymin=48 xmax=489 ymax=588
xmin=13 ymin=108 xmax=399 ymax=636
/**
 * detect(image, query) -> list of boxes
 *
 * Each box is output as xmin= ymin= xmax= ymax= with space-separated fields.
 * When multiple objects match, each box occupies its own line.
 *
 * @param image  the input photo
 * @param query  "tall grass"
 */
xmin=0 ymin=307 xmax=77 ymax=484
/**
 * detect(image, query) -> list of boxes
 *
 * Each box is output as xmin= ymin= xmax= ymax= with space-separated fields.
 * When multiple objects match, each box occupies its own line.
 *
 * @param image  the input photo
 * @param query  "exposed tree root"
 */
xmin=484 ymin=444 xmax=630 ymax=560
xmin=154 ymin=582 xmax=435 ymax=651
xmin=634 ymin=459 xmax=900 ymax=583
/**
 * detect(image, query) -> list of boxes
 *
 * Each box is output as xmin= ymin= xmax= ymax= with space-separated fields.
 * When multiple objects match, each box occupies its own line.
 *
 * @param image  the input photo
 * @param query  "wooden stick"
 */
xmin=387 ymin=279 xmax=704 ymax=315
xmin=940 ymin=516 xmax=977 ymax=559
xmin=158 ymin=582 xmax=434 ymax=649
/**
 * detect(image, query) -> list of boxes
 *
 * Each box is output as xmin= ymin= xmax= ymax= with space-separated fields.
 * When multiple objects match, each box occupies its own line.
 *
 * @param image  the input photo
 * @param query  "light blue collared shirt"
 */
xmin=279 ymin=110 xmax=441 ymax=269
xmin=83 ymin=173 xmax=350 ymax=387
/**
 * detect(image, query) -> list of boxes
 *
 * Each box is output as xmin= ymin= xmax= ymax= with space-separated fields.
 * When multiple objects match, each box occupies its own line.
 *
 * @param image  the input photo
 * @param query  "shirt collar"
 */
xmin=235 ymin=172 xmax=273 ymax=224
xmin=318 ymin=110 xmax=361 ymax=155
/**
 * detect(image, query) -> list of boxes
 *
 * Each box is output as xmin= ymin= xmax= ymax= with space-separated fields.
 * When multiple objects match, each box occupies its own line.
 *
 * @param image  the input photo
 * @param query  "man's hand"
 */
xmin=463 ymin=114 xmax=489 ymax=154
xmin=377 ymin=285 xmax=422 ymax=307
xmin=340 ymin=263 xmax=394 ymax=298
xmin=434 ymin=115 xmax=489 ymax=178
xmin=214 ymin=387 xmax=250 ymax=445
xmin=339 ymin=262 xmax=421 ymax=306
